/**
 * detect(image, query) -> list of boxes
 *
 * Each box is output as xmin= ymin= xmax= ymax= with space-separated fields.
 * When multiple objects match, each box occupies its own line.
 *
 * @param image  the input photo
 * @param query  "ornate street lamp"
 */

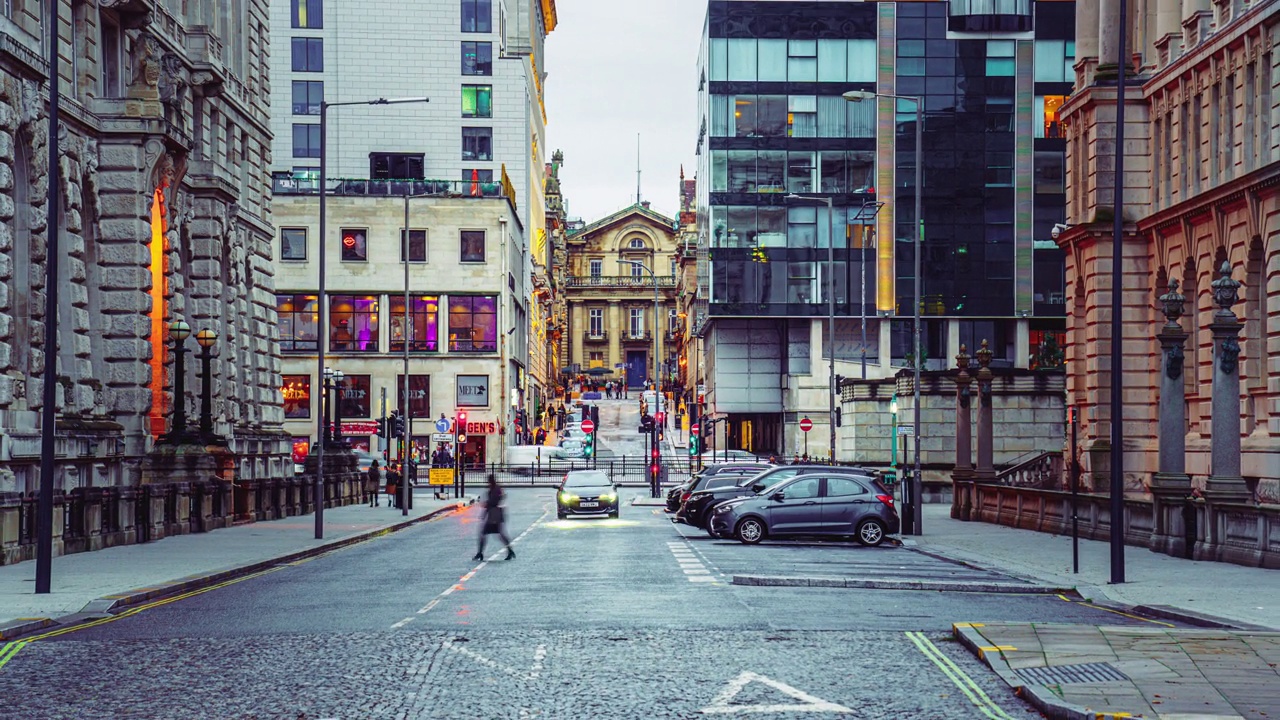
xmin=321 ymin=367 xmax=335 ymax=446
xmin=331 ymin=369 xmax=346 ymax=447
xmin=195 ymin=328 xmax=219 ymax=442
xmin=164 ymin=320 xmax=192 ymax=443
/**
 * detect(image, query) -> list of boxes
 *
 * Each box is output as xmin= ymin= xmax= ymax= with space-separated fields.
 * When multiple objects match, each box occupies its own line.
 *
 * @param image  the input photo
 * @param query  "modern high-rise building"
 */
xmin=694 ymin=0 xmax=1075 ymax=457
xmin=268 ymin=0 xmax=556 ymax=464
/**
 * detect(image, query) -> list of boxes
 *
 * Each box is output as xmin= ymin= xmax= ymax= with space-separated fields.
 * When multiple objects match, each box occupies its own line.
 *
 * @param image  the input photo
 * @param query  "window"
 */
xmin=783 ymin=477 xmax=821 ymax=499
xmin=848 ymin=40 xmax=876 ymax=83
xmin=727 ymin=38 xmax=757 ymax=81
xmin=340 ymin=228 xmax=367 ymax=262
xmin=337 ymin=375 xmax=372 ymax=418
xmin=291 ymin=37 xmax=323 ymax=72
xmin=329 ymin=296 xmax=379 ymax=352
xmin=1034 ymin=152 xmax=1064 ymax=194
xmin=462 ymin=127 xmax=492 ymax=161
xmin=292 ymin=124 xmax=321 ymax=158
xmin=985 ymin=151 xmax=1013 ymax=186
xmin=99 ymin=13 xmax=124 ymax=98
xmin=788 ymin=96 xmax=816 ymax=138
xmin=758 ymin=39 xmax=786 ymax=81
xmin=589 ymin=258 xmax=602 ymax=277
xmin=670 ymin=257 xmax=677 ymax=276
xmin=462 ymin=85 xmax=492 ymax=118
xmin=456 ymin=374 xmax=490 ymax=406
xmin=987 ymin=96 xmax=1014 ymax=133
xmin=281 ymin=228 xmax=307 ymax=261
xmin=787 ymin=262 xmax=817 ymax=303
xmin=1033 ymin=40 xmax=1074 ymax=83
xmin=396 ymin=375 xmax=432 ymax=417
xmin=589 ymin=308 xmax=603 ymax=337
xmin=986 ymin=40 xmax=1015 ymax=76
xmin=630 ymin=261 xmax=644 ymax=279
xmin=464 ymin=169 xmax=494 ymax=182
xmin=291 ymin=0 xmax=322 ymax=28
xmin=788 ymin=206 xmax=818 ymax=248
xmin=277 ymin=294 xmax=319 ymax=351
xmin=461 ymin=41 xmax=493 ymax=75
xmin=371 ymin=153 xmax=425 ymax=180
xmin=292 ymin=81 xmax=323 ymax=115
xmin=461 ymin=0 xmax=492 ymax=32
xmin=400 ymin=229 xmax=427 ymax=262
xmin=589 ymin=351 xmax=605 ymax=368
xmin=788 ymin=40 xmax=817 ymax=82
xmin=818 ymin=40 xmax=846 ymax=82
xmin=825 ymin=477 xmax=867 ymax=497
xmin=1035 ymin=95 xmax=1066 ymax=139
xmin=282 ymin=375 xmax=311 ymax=419
xmin=448 ymin=296 xmax=498 ymax=352
xmin=668 ymin=308 xmax=678 ymax=336
xmin=460 ymin=230 xmax=486 ymax=262
xmin=629 ymin=308 xmax=645 ymax=337
xmin=390 ymin=295 xmax=439 ymax=352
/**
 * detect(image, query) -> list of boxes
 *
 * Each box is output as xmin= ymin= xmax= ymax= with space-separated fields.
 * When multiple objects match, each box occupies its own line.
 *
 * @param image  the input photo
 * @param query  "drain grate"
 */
xmin=1017 ymin=662 xmax=1129 ymax=686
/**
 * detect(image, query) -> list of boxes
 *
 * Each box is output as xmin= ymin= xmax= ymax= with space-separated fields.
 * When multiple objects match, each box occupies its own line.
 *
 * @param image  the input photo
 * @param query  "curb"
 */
xmin=731 ymin=575 xmax=1071 ymax=594
xmin=0 ymin=500 xmax=472 ymax=641
xmin=952 ymin=624 xmax=1110 ymax=720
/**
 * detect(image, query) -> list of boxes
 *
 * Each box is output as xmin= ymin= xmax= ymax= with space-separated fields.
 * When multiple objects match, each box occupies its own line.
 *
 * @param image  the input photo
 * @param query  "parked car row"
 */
xmin=668 ymin=463 xmax=898 ymax=546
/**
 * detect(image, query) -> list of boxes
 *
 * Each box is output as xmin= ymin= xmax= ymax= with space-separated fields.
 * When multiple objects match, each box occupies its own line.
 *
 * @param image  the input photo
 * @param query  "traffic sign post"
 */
xmin=799 ymin=417 xmax=813 ymax=459
xmin=580 ymin=419 xmax=595 ymax=434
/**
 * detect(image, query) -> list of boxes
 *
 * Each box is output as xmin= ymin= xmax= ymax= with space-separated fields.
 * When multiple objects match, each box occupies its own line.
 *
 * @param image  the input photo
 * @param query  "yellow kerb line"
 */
xmin=906 ymin=631 xmax=1020 ymax=720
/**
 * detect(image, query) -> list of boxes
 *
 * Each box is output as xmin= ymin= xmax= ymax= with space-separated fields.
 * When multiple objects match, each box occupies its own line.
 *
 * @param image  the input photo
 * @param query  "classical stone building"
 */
xmin=0 ymin=0 xmax=289 ymax=559
xmin=536 ymin=151 xmax=569 ymax=418
xmin=563 ymin=204 xmax=680 ymax=390
xmin=1049 ymin=0 xmax=1280 ymax=563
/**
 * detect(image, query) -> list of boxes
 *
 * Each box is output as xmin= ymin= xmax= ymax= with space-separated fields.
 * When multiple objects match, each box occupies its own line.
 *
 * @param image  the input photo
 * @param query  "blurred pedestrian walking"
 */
xmin=473 ymin=474 xmax=514 ymax=561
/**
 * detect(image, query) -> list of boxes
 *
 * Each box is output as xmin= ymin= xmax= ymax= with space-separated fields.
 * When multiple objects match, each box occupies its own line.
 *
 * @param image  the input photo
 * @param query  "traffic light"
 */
xmin=836 ymin=407 xmax=842 ymax=427
xmin=688 ymin=434 xmax=699 ymax=456
xmin=456 ymin=411 xmax=468 ymax=434
xmin=583 ymin=430 xmax=594 ymax=458
xmin=376 ymin=416 xmax=388 ymax=438
xmin=655 ymin=411 xmax=665 ymax=426
xmin=650 ymin=446 xmax=660 ymax=478
xmin=394 ymin=413 xmax=405 ymax=437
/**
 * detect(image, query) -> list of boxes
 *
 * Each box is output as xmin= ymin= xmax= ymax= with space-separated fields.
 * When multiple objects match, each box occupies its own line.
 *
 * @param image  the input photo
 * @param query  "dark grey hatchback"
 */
xmin=707 ymin=474 xmax=899 ymax=546
xmin=556 ymin=470 xmax=620 ymax=519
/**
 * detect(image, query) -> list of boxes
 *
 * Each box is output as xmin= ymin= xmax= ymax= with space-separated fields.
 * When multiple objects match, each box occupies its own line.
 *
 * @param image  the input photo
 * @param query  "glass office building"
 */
xmin=694 ymin=0 xmax=1072 ymax=454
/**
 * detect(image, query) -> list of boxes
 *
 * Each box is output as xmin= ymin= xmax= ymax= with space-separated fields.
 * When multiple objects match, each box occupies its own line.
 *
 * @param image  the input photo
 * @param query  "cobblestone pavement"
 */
xmin=0 ymin=488 xmax=1164 ymax=719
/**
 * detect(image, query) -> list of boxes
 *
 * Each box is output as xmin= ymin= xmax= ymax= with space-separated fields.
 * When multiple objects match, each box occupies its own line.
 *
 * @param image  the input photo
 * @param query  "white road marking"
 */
xmin=442 ymin=639 xmax=549 ymax=683
xmin=699 ymin=671 xmax=854 ymax=714
xmin=390 ymin=617 xmax=415 ymax=629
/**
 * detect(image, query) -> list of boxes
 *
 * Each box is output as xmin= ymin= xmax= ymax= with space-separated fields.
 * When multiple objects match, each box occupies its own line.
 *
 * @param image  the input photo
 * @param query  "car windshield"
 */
xmin=565 ymin=472 xmax=610 ymax=488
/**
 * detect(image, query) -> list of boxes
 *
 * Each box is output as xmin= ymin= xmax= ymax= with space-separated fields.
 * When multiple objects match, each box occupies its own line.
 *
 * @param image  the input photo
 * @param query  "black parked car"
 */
xmin=666 ymin=462 xmax=773 ymax=512
xmin=708 ymin=473 xmax=899 ymax=546
xmin=676 ymin=465 xmax=872 ymax=531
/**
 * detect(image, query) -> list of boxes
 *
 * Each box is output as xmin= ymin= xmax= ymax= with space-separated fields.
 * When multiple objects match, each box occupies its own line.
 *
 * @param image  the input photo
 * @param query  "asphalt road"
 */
xmin=0 ymin=488 xmax=1163 ymax=719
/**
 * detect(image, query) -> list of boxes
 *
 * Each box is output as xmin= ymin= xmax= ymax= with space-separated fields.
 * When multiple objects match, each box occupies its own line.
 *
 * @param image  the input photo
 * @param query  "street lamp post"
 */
xmin=165 ymin=321 xmax=192 ymax=443
xmin=845 ymin=90 xmax=923 ymax=535
xmin=315 ymin=96 xmax=429 ymax=540
xmin=625 ymin=260 xmax=661 ymax=497
xmin=785 ymin=194 xmax=837 ymax=462
xmin=332 ymin=369 xmax=345 ymax=448
xmin=195 ymin=328 xmax=219 ymax=442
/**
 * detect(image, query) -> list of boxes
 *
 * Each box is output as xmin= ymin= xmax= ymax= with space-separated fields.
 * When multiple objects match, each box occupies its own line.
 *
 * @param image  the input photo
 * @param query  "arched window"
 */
xmin=628 ymin=237 xmax=646 ymax=249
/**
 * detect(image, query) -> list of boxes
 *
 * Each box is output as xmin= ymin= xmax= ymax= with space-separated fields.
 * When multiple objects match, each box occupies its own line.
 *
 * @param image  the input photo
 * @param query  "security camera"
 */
xmin=1050 ymin=223 xmax=1071 ymax=240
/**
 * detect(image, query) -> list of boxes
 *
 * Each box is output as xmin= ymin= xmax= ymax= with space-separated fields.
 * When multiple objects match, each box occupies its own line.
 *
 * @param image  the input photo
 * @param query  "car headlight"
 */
xmin=559 ymin=492 xmax=578 ymax=503
xmin=600 ymin=492 xmax=616 ymax=502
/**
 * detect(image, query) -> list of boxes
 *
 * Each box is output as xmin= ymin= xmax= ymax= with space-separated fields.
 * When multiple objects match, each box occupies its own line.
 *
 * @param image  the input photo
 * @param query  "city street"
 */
xmin=0 ymin=488 xmax=1163 ymax=719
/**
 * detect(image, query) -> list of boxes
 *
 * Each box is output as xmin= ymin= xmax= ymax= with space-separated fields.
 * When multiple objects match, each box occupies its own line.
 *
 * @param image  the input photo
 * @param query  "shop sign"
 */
xmin=341 ymin=421 xmax=380 ymax=435
xmin=464 ymin=421 xmax=498 ymax=435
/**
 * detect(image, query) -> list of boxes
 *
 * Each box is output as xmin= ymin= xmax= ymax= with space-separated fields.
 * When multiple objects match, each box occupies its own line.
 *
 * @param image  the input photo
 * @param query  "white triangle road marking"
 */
xmin=700 ymin=671 xmax=854 ymax=714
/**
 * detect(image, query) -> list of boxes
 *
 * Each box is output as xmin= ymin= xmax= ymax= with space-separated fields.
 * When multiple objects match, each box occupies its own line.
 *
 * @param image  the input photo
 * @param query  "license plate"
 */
xmin=580 ymin=501 xmax=598 ymax=508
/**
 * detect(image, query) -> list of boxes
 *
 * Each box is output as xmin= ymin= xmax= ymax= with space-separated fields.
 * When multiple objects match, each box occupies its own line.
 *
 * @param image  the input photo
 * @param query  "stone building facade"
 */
xmin=0 ymin=0 xmax=287 ymax=492
xmin=1057 ymin=0 xmax=1280 ymax=499
xmin=563 ymin=205 xmax=680 ymax=391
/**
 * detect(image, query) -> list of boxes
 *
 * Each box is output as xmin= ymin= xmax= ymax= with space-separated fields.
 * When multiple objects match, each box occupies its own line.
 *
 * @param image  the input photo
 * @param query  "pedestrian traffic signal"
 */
xmin=689 ymin=435 xmax=699 ymax=455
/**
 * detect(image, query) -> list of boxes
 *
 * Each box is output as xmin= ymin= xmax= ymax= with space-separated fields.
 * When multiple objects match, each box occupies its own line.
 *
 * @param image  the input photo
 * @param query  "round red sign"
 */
xmin=580 ymin=419 xmax=595 ymax=434
xmin=799 ymin=418 xmax=813 ymax=432
xmin=691 ymin=424 xmax=699 ymax=435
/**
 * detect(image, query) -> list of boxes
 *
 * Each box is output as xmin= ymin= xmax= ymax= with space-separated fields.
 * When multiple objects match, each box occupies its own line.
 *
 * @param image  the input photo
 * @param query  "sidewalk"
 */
xmin=0 ymin=492 xmax=473 ymax=639
xmin=915 ymin=504 xmax=1280 ymax=630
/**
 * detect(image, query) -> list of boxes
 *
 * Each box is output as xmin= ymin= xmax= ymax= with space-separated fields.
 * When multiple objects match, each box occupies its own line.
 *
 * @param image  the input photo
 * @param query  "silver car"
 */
xmin=708 ymin=473 xmax=899 ymax=546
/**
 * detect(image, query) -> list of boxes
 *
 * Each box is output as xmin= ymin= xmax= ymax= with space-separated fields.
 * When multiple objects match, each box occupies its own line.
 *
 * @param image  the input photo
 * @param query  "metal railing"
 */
xmin=566 ymin=275 xmax=676 ymax=288
xmin=272 ymin=174 xmax=509 ymax=201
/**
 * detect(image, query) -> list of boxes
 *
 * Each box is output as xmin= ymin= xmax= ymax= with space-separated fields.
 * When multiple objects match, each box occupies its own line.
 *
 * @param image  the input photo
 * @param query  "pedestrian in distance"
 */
xmin=473 ymin=474 xmax=514 ymax=561
xmin=366 ymin=459 xmax=381 ymax=507
xmin=535 ymin=427 xmax=547 ymax=445
xmin=386 ymin=463 xmax=401 ymax=508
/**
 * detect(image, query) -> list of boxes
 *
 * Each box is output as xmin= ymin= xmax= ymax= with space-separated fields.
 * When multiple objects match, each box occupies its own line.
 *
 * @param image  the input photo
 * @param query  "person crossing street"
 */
xmin=473 ymin=474 xmax=514 ymax=561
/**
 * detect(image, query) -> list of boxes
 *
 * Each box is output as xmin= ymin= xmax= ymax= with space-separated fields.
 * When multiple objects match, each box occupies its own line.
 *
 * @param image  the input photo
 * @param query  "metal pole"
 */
xmin=172 ymin=344 xmax=188 ymax=436
xmin=652 ymin=264 xmax=660 ymax=496
xmin=1109 ymin=0 xmax=1129 ymax=585
xmin=199 ymin=346 xmax=213 ymax=439
xmin=1072 ymin=406 xmax=1080 ymax=574
xmin=36 ymin=0 xmax=62 ymax=593
xmin=860 ymin=202 xmax=868 ymax=381
xmin=911 ymin=98 xmax=924 ymax=536
xmin=316 ymin=101 xmax=328 ymax=540
xmin=826 ymin=198 xmax=836 ymax=462
xmin=403 ymin=194 xmax=411 ymax=517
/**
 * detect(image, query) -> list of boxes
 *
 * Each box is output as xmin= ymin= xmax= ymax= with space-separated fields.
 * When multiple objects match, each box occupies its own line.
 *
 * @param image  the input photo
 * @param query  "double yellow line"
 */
xmin=906 ymin=631 xmax=1021 ymax=720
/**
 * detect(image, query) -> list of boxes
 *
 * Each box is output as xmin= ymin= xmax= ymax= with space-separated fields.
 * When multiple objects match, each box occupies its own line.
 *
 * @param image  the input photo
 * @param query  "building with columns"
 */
xmin=562 ymin=204 xmax=680 ymax=390
xmin=0 ymin=0 xmax=288 ymax=556
xmin=1056 ymin=0 xmax=1280 ymax=509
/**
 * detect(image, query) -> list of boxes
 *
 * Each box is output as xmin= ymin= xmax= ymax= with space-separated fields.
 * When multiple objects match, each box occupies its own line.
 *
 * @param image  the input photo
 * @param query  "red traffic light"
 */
xmin=651 ymin=447 xmax=659 ymax=459
xmin=655 ymin=412 xmax=665 ymax=424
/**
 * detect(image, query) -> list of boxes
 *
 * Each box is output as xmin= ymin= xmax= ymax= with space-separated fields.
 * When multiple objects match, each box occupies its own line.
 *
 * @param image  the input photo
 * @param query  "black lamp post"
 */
xmin=321 ymin=366 xmax=335 ymax=447
xmin=165 ymin=320 xmax=192 ymax=443
xmin=196 ymin=328 xmax=218 ymax=442
xmin=331 ymin=369 xmax=346 ymax=448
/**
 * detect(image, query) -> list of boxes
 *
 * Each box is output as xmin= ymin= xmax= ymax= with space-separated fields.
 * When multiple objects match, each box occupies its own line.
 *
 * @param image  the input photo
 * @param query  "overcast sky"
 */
xmin=544 ymin=0 xmax=707 ymax=223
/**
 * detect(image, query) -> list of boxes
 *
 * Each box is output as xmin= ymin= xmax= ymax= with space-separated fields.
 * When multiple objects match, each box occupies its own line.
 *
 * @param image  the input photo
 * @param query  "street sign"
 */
xmin=434 ymin=417 xmax=451 ymax=433
xmin=691 ymin=423 xmax=699 ymax=435
xmin=897 ymin=425 xmax=913 ymax=436
xmin=799 ymin=417 xmax=813 ymax=432
xmin=580 ymin=419 xmax=595 ymax=434
xmin=458 ymin=434 xmax=468 ymax=444
xmin=431 ymin=433 xmax=453 ymax=443
xmin=428 ymin=468 xmax=455 ymax=486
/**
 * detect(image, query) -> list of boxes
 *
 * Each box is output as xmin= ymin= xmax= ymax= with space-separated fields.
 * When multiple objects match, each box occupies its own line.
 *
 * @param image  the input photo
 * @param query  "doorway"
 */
xmin=626 ymin=350 xmax=647 ymax=390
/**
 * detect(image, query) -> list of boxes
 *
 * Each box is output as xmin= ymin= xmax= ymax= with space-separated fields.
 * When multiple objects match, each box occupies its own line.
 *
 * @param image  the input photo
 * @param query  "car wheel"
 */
xmin=706 ymin=524 xmax=718 ymax=538
xmin=608 ymin=510 xmax=619 ymax=519
xmin=856 ymin=518 xmax=886 ymax=547
xmin=736 ymin=517 xmax=766 ymax=544
xmin=557 ymin=511 xmax=566 ymax=520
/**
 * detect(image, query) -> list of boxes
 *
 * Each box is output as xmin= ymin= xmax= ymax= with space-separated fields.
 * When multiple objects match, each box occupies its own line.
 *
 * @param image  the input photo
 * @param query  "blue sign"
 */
xmin=435 ymin=417 xmax=451 ymax=433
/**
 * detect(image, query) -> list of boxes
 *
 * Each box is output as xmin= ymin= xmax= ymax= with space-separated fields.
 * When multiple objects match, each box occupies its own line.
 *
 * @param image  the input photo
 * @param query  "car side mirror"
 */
xmin=769 ymin=492 xmax=785 ymax=502
xmin=751 ymin=482 xmax=766 ymax=493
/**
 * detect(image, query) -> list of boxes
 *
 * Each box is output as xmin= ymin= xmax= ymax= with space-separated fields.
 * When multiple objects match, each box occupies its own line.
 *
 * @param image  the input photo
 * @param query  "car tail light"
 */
xmin=681 ymin=491 xmax=692 ymax=503
xmin=876 ymin=494 xmax=895 ymax=508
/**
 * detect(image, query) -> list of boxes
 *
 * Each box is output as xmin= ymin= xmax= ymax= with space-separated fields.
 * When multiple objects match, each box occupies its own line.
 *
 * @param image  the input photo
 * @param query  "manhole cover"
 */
xmin=1017 ymin=662 xmax=1129 ymax=685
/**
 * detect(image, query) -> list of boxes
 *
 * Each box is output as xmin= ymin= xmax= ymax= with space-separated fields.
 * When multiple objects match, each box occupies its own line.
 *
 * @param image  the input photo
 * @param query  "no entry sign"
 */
xmin=799 ymin=418 xmax=813 ymax=432
xmin=580 ymin=419 xmax=595 ymax=434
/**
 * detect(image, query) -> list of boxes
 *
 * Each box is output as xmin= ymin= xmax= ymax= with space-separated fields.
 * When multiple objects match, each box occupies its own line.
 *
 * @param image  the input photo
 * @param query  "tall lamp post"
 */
xmin=845 ymin=89 xmax=923 ymax=535
xmin=315 ymin=95 xmax=429 ymax=540
xmin=624 ymin=260 xmax=661 ymax=497
xmin=785 ymin=194 xmax=837 ymax=462
xmin=164 ymin=321 xmax=192 ymax=443
xmin=195 ymin=328 xmax=219 ymax=442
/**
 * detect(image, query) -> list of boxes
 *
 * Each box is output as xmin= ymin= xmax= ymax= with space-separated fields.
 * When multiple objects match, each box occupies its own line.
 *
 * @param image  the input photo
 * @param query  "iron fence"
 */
xmin=471 ymin=456 xmax=693 ymax=487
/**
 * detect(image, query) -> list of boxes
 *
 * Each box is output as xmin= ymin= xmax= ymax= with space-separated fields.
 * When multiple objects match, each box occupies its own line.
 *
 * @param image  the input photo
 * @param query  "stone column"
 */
xmin=1077 ymin=0 xmax=1101 ymax=62
xmin=1206 ymin=262 xmax=1249 ymax=503
xmin=569 ymin=302 xmax=585 ymax=370
xmin=1150 ymin=280 xmax=1192 ymax=557
xmin=1098 ymin=0 xmax=1123 ymax=68
xmin=608 ymin=301 xmax=622 ymax=370
xmin=973 ymin=340 xmax=996 ymax=482
xmin=951 ymin=344 xmax=975 ymax=520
